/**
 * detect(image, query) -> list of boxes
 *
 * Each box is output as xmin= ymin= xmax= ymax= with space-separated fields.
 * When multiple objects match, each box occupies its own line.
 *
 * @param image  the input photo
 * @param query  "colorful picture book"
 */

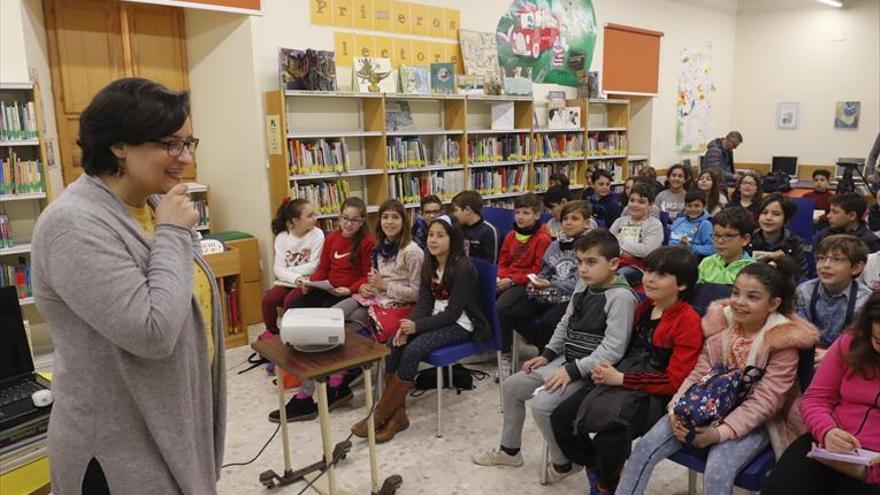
xmin=503 ymin=66 xmax=533 ymax=96
xmin=385 ymin=101 xmax=414 ymax=131
xmin=353 ymin=57 xmax=396 ymax=93
xmin=389 ymin=170 xmax=464 ymax=203
xmin=548 ymin=106 xmax=581 ymax=129
xmin=458 ymin=29 xmax=503 ymax=95
xmin=288 ymin=138 xmax=350 ymax=175
xmin=456 ymin=75 xmax=485 ymax=95
xmin=279 ymin=48 xmax=337 ymax=91
xmin=399 ymin=65 xmax=430 ymax=94
xmin=430 ymin=63 xmax=456 ymax=95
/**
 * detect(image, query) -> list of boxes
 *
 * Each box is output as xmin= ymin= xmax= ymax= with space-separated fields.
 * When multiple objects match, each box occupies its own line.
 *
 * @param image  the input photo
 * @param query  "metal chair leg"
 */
xmin=687 ymin=469 xmax=697 ymax=495
xmin=436 ymin=366 xmax=443 ymax=438
xmin=539 ymin=441 xmax=549 ymax=485
xmin=496 ymin=351 xmax=504 ymax=414
xmin=511 ymin=333 xmax=520 ymax=376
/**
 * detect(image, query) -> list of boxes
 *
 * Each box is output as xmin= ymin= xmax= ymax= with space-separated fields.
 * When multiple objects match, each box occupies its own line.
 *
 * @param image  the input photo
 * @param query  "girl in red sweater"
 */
xmin=763 ymin=293 xmax=880 ymax=495
xmin=550 ymin=246 xmax=704 ymax=493
xmin=268 ymin=197 xmax=376 ymax=423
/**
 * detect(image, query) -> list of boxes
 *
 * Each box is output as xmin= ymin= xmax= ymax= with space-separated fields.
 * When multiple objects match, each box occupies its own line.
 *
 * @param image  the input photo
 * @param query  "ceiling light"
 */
xmin=816 ymin=0 xmax=843 ymax=7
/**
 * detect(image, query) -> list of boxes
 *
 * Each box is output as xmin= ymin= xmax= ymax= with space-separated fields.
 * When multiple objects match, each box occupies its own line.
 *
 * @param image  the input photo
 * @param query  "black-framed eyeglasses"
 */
xmin=152 ymin=138 xmax=199 ymax=157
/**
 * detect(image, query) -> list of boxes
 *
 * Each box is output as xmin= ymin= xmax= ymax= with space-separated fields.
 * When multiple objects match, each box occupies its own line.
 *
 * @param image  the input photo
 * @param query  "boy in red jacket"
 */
xmin=495 ymin=193 xmax=553 ymax=357
xmin=550 ymin=246 xmax=704 ymax=493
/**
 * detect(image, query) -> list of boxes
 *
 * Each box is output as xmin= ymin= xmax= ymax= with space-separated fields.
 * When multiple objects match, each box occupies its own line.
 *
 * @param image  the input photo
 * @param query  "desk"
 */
xmin=252 ymin=331 xmax=390 ymax=495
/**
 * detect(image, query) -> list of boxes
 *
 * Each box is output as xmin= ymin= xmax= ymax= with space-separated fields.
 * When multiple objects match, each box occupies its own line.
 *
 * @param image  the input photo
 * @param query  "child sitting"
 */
xmin=655 ymin=163 xmax=690 ymax=221
xmin=542 ymin=185 xmax=571 ymax=239
xmin=763 ymin=293 xmax=880 ymax=495
xmin=610 ymin=181 xmax=665 ymax=286
xmin=696 ymin=169 xmax=728 ymax=215
xmin=698 ymin=207 xmax=755 ymax=284
xmin=260 ymin=198 xmax=324 ymax=340
xmin=616 ymin=258 xmax=819 ymax=495
xmin=551 ymin=246 xmax=704 ymax=494
xmin=815 ymin=192 xmax=880 ymax=252
xmin=669 ymin=189 xmax=715 ymax=257
xmin=451 ymin=190 xmax=498 ymax=263
xmin=726 ymin=171 xmax=763 ymax=219
xmin=411 ymin=194 xmax=443 ymax=249
xmin=588 ymin=169 xmax=623 ymax=226
xmin=748 ymin=193 xmax=807 ymax=276
xmin=472 ymin=230 xmax=639 ymax=483
xmin=803 ymin=169 xmax=834 ymax=228
xmin=497 ymin=200 xmax=591 ymax=369
xmin=796 ymin=234 xmax=871 ymax=353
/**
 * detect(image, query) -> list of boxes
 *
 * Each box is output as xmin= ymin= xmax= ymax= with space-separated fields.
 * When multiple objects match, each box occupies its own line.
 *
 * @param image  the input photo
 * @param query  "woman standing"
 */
xmin=31 ymin=78 xmax=225 ymax=493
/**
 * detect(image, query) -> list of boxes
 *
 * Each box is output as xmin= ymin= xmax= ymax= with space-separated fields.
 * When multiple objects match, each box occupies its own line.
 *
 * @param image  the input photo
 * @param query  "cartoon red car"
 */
xmin=503 ymin=5 xmax=560 ymax=59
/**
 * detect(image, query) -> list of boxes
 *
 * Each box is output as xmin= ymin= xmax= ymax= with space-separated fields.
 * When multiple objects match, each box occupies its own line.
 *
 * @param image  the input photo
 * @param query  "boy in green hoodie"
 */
xmin=697 ymin=207 xmax=755 ymax=284
xmin=473 ymin=229 xmax=639 ymax=483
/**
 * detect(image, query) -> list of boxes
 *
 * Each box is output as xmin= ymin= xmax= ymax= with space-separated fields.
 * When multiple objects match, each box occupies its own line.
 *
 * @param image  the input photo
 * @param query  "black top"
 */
xmin=409 ymin=257 xmax=490 ymax=343
xmin=747 ymin=228 xmax=807 ymax=276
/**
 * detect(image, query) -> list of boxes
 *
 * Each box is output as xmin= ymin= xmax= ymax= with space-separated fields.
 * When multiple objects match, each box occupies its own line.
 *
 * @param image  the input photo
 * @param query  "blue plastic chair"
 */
xmin=788 ymin=198 xmax=816 ymax=246
xmin=482 ymin=206 xmax=514 ymax=247
xmin=423 ymin=258 xmax=503 ymax=437
xmin=659 ymin=211 xmax=671 ymax=245
xmin=668 ymin=347 xmax=816 ymax=495
xmin=690 ymin=283 xmax=734 ymax=317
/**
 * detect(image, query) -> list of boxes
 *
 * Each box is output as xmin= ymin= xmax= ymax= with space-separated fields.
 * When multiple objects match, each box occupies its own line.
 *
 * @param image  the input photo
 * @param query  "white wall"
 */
xmin=732 ymin=0 xmax=880 ymax=166
xmin=0 ymin=0 xmax=29 ymax=83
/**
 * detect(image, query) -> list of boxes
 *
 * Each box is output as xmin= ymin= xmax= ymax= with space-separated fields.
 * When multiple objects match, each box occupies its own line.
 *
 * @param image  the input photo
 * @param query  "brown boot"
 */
xmin=375 ymin=403 xmax=409 ymax=443
xmin=351 ymin=374 xmax=412 ymax=438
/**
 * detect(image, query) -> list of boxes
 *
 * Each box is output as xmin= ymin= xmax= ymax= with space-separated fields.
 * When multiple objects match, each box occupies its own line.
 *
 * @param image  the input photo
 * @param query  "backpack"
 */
xmin=672 ymin=363 xmax=764 ymax=443
xmin=761 ymin=170 xmax=792 ymax=193
xmin=410 ymin=364 xmax=488 ymax=396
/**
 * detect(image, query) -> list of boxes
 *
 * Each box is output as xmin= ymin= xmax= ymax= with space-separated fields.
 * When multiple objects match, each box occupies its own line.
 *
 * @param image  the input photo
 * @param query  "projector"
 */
xmin=280 ymin=308 xmax=345 ymax=352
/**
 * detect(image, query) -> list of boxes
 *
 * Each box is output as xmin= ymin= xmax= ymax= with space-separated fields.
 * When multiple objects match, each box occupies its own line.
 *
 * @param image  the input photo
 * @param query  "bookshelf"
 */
xmin=264 ymin=91 xmax=632 ymax=216
xmin=0 ymin=82 xmax=52 ymax=315
xmin=204 ymin=247 xmax=247 ymax=349
xmin=186 ymin=182 xmax=211 ymax=233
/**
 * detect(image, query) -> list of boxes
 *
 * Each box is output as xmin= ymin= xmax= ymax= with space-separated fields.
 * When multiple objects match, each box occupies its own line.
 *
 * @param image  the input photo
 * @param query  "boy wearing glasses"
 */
xmin=796 ymin=235 xmax=870 ymax=355
xmin=697 ymin=207 xmax=755 ymax=284
xmin=412 ymin=195 xmax=443 ymax=249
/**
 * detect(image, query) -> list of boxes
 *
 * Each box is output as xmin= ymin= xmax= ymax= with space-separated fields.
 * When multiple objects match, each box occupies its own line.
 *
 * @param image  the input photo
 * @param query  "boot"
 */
xmin=375 ymin=402 xmax=409 ymax=443
xmin=351 ymin=373 xmax=412 ymax=438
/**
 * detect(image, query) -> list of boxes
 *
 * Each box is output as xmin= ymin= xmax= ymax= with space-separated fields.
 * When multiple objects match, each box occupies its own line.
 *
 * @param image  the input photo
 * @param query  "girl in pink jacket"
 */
xmin=763 ymin=292 xmax=880 ymax=494
xmin=617 ymin=258 xmax=819 ymax=495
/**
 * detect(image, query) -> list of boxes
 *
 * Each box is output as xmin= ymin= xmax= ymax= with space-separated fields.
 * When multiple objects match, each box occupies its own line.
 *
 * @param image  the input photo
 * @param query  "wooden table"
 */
xmin=252 ymin=331 xmax=390 ymax=495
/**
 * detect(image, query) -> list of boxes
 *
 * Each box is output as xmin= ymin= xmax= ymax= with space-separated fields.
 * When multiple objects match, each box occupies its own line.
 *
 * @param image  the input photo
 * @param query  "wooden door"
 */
xmin=44 ymin=0 xmax=194 ymax=185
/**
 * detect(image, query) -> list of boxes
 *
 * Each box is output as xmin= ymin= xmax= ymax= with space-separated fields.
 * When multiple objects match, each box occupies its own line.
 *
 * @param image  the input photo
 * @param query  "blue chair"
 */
xmin=423 ymin=258 xmax=503 ymax=437
xmin=659 ymin=211 xmax=671 ymax=245
xmin=690 ymin=283 xmax=734 ymax=317
xmin=482 ymin=206 xmax=514 ymax=246
xmin=668 ymin=346 xmax=816 ymax=495
xmin=788 ymin=198 xmax=816 ymax=246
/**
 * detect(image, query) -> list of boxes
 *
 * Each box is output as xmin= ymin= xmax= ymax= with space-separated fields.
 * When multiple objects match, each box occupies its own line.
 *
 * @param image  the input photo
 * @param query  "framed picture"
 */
xmin=777 ymin=102 xmax=798 ymax=130
xmin=834 ymin=101 xmax=860 ymax=129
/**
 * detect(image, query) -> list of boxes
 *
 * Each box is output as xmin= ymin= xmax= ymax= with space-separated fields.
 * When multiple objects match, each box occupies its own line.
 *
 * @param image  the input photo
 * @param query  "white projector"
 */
xmin=280 ymin=308 xmax=345 ymax=352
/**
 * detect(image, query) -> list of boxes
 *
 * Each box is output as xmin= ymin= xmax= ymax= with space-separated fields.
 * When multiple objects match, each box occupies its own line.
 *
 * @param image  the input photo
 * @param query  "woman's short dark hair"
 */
xmin=78 ymin=78 xmax=190 ymax=176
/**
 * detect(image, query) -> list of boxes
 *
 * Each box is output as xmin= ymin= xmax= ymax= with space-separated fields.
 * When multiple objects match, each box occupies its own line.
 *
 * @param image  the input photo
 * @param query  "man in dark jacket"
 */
xmin=703 ymin=131 xmax=743 ymax=177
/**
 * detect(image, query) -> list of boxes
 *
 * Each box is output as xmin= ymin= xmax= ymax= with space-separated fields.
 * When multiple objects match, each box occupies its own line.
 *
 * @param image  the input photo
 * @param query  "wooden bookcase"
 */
xmin=264 ymin=90 xmax=632 ymax=216
xmin=204 ymin=247 xmax=247 ymax=349
xmin=0 ymin=82 xmax=53 ymax=326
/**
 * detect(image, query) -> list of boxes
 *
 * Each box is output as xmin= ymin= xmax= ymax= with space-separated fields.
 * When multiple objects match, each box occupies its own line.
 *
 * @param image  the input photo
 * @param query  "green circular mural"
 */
xmin=496 ymin=0 xmax=597 ymax=87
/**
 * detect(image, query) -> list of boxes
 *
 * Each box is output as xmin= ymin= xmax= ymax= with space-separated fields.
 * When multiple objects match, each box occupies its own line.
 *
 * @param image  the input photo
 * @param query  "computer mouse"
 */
xmin=32 ymin=389 xmax=53 ymax=408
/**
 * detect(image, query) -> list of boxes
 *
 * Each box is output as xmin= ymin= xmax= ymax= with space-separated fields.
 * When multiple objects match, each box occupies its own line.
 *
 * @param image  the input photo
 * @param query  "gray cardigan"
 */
xmin=31 ymin=175 xmax=226 ymax=494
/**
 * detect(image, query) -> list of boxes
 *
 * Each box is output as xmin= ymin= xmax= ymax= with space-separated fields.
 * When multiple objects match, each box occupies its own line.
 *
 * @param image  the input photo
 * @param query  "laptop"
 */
xmin=771 ymin=156 xmax=798 ymax=177
xmin=0 ymin=286 xmax=50 ymax=432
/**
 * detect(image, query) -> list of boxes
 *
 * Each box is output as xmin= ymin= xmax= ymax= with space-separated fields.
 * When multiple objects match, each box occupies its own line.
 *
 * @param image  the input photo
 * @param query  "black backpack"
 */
xmin=410 ymin=364 xmax=488 ymax=396
xmin=762 ymin=170 xmax=792 ymax=193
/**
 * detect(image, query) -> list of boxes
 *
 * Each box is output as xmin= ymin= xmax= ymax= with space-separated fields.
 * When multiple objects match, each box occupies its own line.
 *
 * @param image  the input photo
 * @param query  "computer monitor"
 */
xmin=771 ymin=156 xmax=798 ymax=176
xmin=0 ymin=286 xmax=34 ymax=383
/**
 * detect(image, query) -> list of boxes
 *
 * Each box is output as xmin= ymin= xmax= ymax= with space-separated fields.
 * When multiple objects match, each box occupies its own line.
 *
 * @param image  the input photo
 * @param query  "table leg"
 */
xmin=315 ymin=380 xmax=336 ymax=495
xmin=363 ymin=366 xmax=379 ymax=493
xmin=275 ymin=364 xmax=292 ymax=472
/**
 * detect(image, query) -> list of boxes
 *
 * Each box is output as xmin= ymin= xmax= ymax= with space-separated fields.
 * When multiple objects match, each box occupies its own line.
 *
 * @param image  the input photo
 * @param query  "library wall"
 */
xmin=732 ymin=0 xmax=880 ymax=167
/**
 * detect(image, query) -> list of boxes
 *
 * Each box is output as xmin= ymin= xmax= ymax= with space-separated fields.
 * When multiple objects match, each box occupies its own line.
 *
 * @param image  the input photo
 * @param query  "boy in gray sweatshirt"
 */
xmin=610 ymin=181 xmax=665 ymax=286
xmin=473 ymin=229 xmax=639 ymax=483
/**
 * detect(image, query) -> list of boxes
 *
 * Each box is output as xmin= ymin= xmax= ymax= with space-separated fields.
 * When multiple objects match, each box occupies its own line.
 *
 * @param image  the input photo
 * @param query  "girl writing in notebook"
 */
xmin=259 ymin=198 xmax=323 ymax=341
xmin=763 ymin=293 xmax=880 ymax=495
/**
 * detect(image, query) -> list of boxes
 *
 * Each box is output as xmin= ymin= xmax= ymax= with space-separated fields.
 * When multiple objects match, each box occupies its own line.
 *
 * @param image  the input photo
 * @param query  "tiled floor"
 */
xmin=217 ymin=325 xmax=706 ymax=494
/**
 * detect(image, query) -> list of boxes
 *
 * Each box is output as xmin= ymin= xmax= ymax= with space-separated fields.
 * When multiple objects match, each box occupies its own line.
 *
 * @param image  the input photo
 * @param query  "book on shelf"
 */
xmin=0 ymin=432 xmax=47 ymax=476
xmin=627 ymin=158 xmax=648 ymax=178
xmin=193 ymin=199 xmax=210 ymax=228
xmin=468 ymin=135 xmax=533 ymax=163
xmin=430 ymin=63 xmax=456 ymax=95
xmin=502 ymin=66 xmax=533 ymax=96
xmin=1 ymin=415 xmax=48 ymax=451
xmin=292 ymin=180 xmax=351 ymax=215
xmin=456 ymin=75 xmax=486 ymax=95
xmin=431 ymin=135 xmax=460 ymax=165
xmin=388 ymin=170 xmax=465 ymax=203
xmin=537 ymin=133 xmax=585 ymax=159
xmin=0 ymin=100 xmax=38 ymax=140
xmin=590 ymin=159 xmax=624 ymax=183
xmin=547 ymin=91 xmax=566 ymax=110
xmin=577 ymin=70 xmax=601 ymax=98
xmin=399 ymin=65 xmax=431 ymax=95
xmin=385 ymin=101 xmax=414 ymax=132
xmin=0 ymin=153 xmax=45 ymax=195
xmin=548 ymin=106 xmax=581 ymax=129
xmin=1 ymin=257 xmax=33 ymax=300
xmin=587 ymin=132 xmax=627 ymax=156
xmin=470 ymin=165 xmax=528 ymax=195
xmin=288 ymin=138 xmax=350 ymax=175
xmin=534 ymin=163 xmax=578 ymax=191
xmin=279 ymin=48 xmax=337 ymax=91
xmin=0 ymin=214 xmax=14 ymax=248
xmin=386 ymin=137 xmax=427 ymax=169
xmin=490 ymin=102 xmax=514 ymax=131
xmin=353 ymin=57 xmax=396 ymax=93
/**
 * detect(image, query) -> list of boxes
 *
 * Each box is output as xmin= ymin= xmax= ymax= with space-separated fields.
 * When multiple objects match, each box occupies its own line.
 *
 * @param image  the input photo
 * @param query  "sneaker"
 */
xmin=545 ymin=463 xmax=584 ymax=484
xmin=472 ymin=448 xmax=524 ymax=467
xmin=268 ymin=395 xmax=318 ymax=423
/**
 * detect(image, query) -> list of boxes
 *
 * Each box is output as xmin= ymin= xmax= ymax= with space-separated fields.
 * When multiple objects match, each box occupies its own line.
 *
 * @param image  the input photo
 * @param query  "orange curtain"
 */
xmin=602 ymin=23 xmax=664 ymax=95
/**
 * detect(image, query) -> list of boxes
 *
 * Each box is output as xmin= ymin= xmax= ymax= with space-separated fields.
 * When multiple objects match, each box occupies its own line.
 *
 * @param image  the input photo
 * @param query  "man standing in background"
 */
xmin=703 ymin=130 xmax=743 ymax=179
